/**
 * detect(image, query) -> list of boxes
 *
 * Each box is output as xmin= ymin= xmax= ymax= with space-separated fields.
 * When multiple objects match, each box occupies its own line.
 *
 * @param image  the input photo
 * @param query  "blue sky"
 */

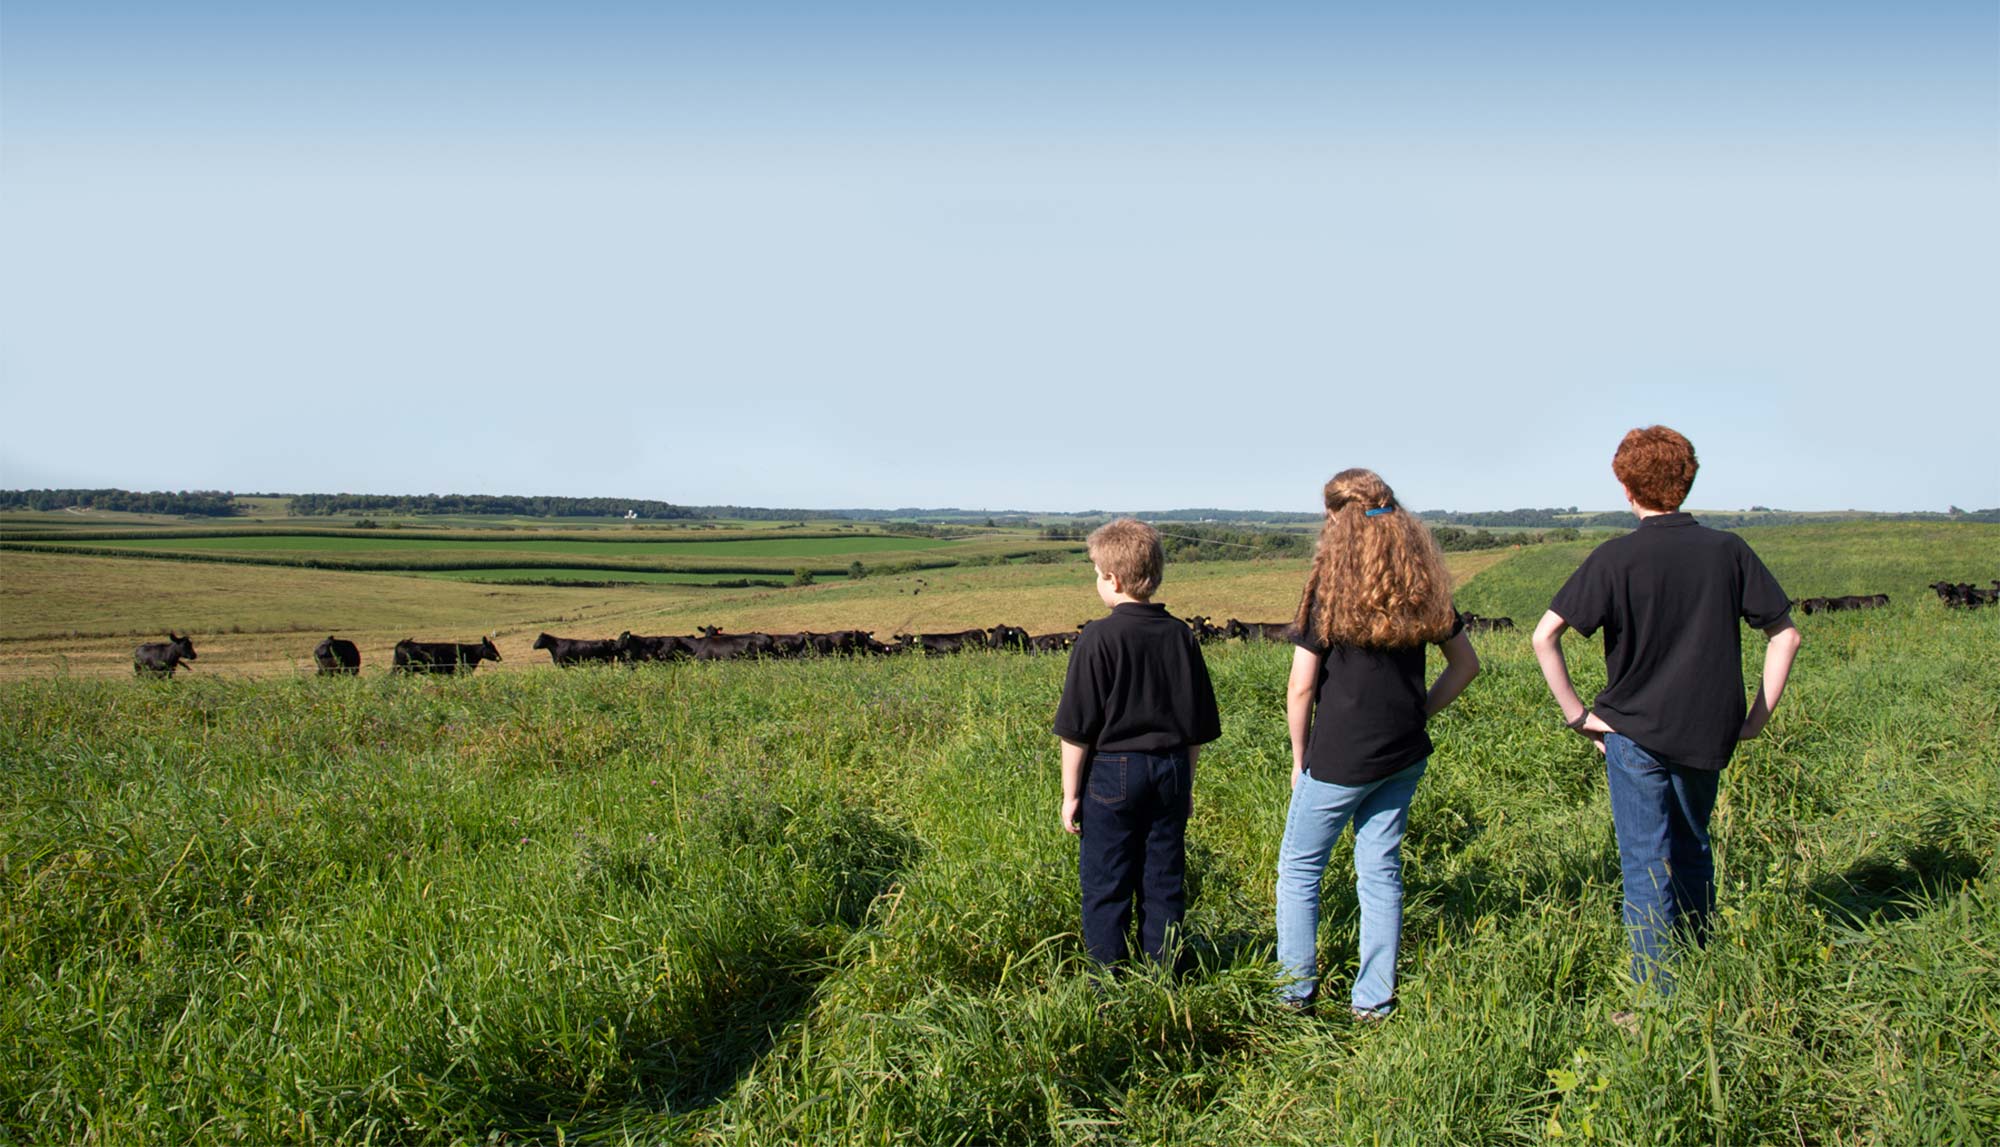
xmin=2 ymin=1 xmax=1995 ymax=513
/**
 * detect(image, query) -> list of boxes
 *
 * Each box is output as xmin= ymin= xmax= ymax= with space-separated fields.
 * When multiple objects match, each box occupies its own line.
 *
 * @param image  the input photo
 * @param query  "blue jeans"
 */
xmin=1078 ymin=750 xmax=1191 ymax=967
xmin=1603 ymin=733 xmax=1720 ymax=993
xmin=1274 ymin=759 xmax=1427 ymax=1013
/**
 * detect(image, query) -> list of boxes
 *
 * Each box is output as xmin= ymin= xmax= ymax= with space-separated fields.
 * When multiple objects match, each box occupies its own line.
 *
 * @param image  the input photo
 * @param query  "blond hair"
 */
xmin=1087 ymin=518 xmax=1164 ymax=598
xmin=1292 ymin=469 xmax=1454 ymax=648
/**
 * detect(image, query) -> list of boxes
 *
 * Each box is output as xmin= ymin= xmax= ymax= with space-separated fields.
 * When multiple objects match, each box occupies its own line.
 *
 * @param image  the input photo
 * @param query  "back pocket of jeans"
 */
xmin=1087 ymin=755 xmax=1127 ymax=807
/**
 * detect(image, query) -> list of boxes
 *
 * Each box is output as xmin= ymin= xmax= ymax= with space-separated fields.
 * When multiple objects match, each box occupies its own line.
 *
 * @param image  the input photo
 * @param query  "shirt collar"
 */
xmin=1637 ymin=512 xmax=1696 ymax=528
xmin=1112 ymin=601 xmax=1167 ymax=614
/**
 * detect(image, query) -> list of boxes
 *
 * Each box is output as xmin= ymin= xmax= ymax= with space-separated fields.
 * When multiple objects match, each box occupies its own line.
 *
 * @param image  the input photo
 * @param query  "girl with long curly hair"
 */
xmin=1275 ymin=468 xmax=1482 ymax=1017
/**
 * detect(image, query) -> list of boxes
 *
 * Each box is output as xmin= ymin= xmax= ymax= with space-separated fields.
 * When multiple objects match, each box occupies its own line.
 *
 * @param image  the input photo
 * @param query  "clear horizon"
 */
xmin=3 ymin=1 xmax=1996 ymax=514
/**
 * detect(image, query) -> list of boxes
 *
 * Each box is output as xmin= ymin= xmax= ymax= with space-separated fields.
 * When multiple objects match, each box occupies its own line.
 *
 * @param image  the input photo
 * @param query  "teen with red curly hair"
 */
xmin=1533 ymin=426 xmax=1803 ymax=1003
xmin=1274 ymin=469 xmax=1482 ymax=1018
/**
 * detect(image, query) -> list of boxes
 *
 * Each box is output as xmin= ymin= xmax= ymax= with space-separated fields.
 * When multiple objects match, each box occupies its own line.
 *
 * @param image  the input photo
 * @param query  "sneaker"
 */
xmin=1349 ymin=1005 xmax=1393 ymax=1024
xmin=1278 ymin=995 xmax=1316 ymax=1017
xmin=1609 ymin=1009 xmax=1639 ymax=1036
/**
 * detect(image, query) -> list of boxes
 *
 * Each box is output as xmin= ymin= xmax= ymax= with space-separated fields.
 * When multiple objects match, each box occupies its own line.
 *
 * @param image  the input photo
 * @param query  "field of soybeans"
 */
xmin=2 ymin=521 xmax=1996 ymax=1144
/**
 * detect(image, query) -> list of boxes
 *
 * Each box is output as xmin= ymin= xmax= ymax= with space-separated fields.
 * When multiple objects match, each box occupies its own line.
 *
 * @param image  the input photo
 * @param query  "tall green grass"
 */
xmin=3 ymin=523 xmax=1995 ymax=1144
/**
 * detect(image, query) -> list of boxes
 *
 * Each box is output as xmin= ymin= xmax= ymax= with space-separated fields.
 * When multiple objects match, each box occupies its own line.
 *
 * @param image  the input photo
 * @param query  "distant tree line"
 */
xmin=0 ymin=488 xmax=243 ymax=516
xmin=1155 ymin=525 xmax=1311 ymax=562
xmin=13 ymin=488 xmax=1994 ymax=527
xmin=1041 ymin=520 xmax=1582 ymax=561
xmin=1420 ymin=506 xmax=2000 ymax=528
xmin=1137 ymin=508 xmax=1325 ymax=525
xmin=1430 ymin=526 xmax=1582 ymax=550
xmin=287 ymin=493 xmax=700 ymax=519
xmin=1416 ymin=507 xmax=1593 ymax=528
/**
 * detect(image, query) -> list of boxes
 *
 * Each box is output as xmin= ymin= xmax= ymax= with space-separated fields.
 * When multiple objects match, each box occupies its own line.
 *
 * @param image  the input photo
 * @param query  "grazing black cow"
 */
xmin=987 ymin=624 xmax=1032 ymax=652
xmin=1961 ymin=585 xmax=1998 ymax=608
xmin=616 ymin=632 xmax=693 ymax=662
xmin=764 ymin=632 xmax=814 ymax=658
xmin=1184 ymin=615 xmax=1225 ymax=642
xmin=1818 ymin=594 xmax=1889 ymax=613
xmin=1225 ymin=619 xmax=1294 ymax=642
xmin=393 ymin=637 xmax=501 ymax=674
xmin=892 ymin=629 xmax=991 ymax=655
xmin=805 ymin=630 xmax=887 ymax=656
xmin=1461 ymin=613 xmax=1516 ymax=632
xmin=1794 ymin=597 xmax=1832 ymax=616
xmin=532 ymin=633 xmax=622 ymax=667
xmin=1931 ymin=581 xmax=1998 ymax=609
xmin=1029 ymin=631 xmax=1077 ymax=653
xmin=685 ymin=631 xmax=777 ymax=660
xmin=134 ymin=633 xmax=197 ymax=677
xmin=313 ymin=636 xmax=360 ymax=675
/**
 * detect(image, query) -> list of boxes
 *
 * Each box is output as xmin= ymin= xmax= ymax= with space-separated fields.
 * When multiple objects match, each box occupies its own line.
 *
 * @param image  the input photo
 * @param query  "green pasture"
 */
xmin=2 ymin=522 xmax=1996 ymax=1144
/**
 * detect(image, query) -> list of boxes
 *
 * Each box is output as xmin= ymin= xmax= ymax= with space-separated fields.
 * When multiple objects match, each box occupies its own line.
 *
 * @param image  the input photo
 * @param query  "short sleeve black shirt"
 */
xmin=1293 ymin=609 xmax=1464 ymax=786
xmin=1549 ymin=513 xmax=1791 ymax=770
xmin=1053 ymin=603 xmax=1222 ymax=753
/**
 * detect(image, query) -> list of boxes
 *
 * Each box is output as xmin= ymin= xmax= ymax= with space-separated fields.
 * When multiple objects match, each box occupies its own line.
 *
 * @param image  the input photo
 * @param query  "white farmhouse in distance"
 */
xmin=624 ymin=510 xmax=638 ymax=520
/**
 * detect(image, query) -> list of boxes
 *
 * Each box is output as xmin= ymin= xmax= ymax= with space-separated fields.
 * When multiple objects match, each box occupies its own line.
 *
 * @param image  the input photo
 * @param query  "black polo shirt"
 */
xmin=1053 ymin=602 xmax=1222 ymax=753
xmin=1294 ymin=609 xmax=1464 ymax=786
xmin=1550 ymin=513 xmax=1792 ymax=770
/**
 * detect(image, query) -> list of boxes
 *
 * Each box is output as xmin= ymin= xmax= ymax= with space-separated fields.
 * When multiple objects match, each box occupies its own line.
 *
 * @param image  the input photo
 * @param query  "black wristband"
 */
xmin=1565 ymin=710 xmax=1589 ymax=731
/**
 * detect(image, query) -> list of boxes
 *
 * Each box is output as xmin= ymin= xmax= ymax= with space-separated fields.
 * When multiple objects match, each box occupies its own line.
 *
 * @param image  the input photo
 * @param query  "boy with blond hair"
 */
xmin=1054 ymin=518 xmax=1222 ymax=969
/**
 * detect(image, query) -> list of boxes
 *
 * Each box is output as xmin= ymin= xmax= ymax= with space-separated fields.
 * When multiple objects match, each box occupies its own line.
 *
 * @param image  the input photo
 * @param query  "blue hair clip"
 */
xmin=1364 ymin=506 xmax=1396 ymax=517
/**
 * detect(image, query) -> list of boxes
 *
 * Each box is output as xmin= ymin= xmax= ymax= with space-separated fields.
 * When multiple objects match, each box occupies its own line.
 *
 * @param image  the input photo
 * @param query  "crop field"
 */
xmin=0 ymin=510 xmax=908 ymax=533
xmin=47 ymin=534 xmax=970 ymax=558
xmin=2 ymin=523 xmax=1995 ymax=1145
xmin=0 ymin=526 xmax=1060 ymax=578
xmin=0 ymin=545 xmax=1460 ymax=680
xmin=410 ymin=568 xmax=817 ymax=587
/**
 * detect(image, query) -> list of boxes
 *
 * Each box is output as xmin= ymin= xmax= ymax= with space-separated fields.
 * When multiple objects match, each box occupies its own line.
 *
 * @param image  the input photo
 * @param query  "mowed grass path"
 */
xmin=2 ymin=523 xmax=1995 ymax=1144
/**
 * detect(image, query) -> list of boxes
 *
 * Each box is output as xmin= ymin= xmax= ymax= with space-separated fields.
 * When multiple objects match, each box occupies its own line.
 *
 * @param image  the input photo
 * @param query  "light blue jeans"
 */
xmin=1274 ymin=759 xmax=1427 ymax=1013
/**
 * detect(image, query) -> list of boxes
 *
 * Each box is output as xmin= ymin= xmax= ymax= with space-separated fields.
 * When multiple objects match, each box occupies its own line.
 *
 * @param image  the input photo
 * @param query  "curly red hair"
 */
xmin=1613 ymin=425 xmax=1699 ymax=512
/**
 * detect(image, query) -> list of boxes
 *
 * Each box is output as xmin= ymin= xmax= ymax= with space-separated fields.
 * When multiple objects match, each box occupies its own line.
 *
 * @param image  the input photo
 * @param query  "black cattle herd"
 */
xmin=126 ymin=579 xmax=1995 ymax=677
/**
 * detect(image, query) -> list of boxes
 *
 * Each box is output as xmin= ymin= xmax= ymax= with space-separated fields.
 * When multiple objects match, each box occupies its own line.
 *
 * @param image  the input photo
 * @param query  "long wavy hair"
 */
xmin=1292 ymin=468 xmax=1455 ymax=649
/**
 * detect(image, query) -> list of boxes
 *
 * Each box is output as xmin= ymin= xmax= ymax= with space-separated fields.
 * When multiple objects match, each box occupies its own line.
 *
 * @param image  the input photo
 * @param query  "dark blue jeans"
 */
xmin=1604 ymin=733 xmax=1720 ymax=993
xmin=1078 ymin=749 xmax=1191 ymax=967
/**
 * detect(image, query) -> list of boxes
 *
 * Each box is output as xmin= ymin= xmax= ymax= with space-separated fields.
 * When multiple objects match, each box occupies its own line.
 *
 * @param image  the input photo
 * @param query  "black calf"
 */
xmin=893 ymin=629 xmax=992 ymax=655
xmin=313 ymin=636 xmax=360 ymax=675
xmin=532 ymin=633 xmax=622 ymax=666
xmin=393 ymin=637 xmax=501 ymax=674
xmin=616 ymin=632 xmax=693 ymax=662
xmin=134 ymin=633 xmax=197 ymax=677
xmin=1225 ymin=619 xmax=1294 ymax=642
